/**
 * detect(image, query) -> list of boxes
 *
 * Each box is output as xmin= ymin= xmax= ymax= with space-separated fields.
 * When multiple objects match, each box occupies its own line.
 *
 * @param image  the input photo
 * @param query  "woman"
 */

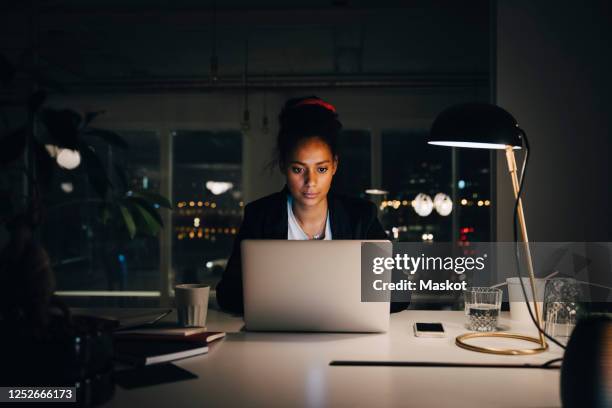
xmin=216 ymin=96 xmax=405 ymax=314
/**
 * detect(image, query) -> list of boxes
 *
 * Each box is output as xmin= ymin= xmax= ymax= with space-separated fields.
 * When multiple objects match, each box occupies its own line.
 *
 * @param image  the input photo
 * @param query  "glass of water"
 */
xmin=464 ymin=287 xmax=502 ymax=332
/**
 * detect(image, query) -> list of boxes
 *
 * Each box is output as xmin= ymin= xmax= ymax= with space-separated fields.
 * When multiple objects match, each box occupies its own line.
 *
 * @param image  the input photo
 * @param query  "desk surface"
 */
xmin=102 ymin=310 xmax=563 ymax=408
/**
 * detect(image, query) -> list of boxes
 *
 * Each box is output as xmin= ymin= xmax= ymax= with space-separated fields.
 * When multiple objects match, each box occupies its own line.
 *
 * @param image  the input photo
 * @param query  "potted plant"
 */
xmin=0 ymin=53 xmax=171 ymax=405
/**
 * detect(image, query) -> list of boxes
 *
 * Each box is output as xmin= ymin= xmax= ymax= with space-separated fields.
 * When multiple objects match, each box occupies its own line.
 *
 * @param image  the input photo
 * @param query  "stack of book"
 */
xmin=113 ymin=324 xmax=225 ymax=366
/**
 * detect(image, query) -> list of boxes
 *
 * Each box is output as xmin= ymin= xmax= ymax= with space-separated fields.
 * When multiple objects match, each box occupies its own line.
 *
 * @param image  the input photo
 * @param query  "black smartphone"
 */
xmin=413 ymin=322 xmax=445 ymax=338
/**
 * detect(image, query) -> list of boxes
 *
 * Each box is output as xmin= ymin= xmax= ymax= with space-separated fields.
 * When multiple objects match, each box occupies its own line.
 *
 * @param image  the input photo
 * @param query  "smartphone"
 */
xmin=413 ymin=322 xmax=445 ymax=338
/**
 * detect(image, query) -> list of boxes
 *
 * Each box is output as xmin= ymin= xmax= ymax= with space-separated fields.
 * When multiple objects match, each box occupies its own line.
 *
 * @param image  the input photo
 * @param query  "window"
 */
xmin=381 ymin=130 xmax=453 ymax=242
xmin=381 ymin=130 xmax=491 ymax=243
xmin=455 ymin=148 xmax=492 ymax=242
xmin=171 ymin=130 xmax=243 ymax=289
xmin=47 ymin=130 xmax=162 ymax=296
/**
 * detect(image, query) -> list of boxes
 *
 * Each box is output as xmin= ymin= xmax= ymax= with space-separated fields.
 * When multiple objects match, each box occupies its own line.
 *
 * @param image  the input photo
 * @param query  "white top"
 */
xmin=287 ymin=194 xmax=332 ymax=240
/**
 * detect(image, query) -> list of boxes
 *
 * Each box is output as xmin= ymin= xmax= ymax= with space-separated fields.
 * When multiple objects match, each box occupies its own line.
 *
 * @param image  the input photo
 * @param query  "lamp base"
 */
xmin=456 ymin=332 xmax=549 ymax=355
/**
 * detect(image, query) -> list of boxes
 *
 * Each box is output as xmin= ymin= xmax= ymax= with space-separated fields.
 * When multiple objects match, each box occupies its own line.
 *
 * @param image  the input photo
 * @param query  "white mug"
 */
xmin=507 ymin=277 xmax=545 ymax=324
xmin=174 ymin=284 xmax=210 ymax=327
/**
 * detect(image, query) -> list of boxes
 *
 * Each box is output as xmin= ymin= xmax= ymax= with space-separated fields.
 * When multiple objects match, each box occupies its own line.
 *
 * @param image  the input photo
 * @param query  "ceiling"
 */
xmin=0 ymin=0 xmax=490 ymax=92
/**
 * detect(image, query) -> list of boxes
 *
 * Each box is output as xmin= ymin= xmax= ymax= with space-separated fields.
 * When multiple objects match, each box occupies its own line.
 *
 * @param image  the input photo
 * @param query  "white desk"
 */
xmin=101 ymin=309 xmax=564 ymax=407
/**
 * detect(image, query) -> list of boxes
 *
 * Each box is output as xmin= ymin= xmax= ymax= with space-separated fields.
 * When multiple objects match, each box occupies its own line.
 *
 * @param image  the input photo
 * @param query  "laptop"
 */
xmin=241 ymin=240 xmax=391 ymax=332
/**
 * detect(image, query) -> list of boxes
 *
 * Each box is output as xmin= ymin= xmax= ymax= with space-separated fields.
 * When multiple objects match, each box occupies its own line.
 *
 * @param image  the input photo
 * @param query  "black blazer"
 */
xmin=215 ymin=186 xmax=408 ymax=314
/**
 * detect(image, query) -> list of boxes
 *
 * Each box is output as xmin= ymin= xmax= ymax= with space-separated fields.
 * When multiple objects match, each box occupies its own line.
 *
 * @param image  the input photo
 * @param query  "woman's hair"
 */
xmin=272 ymin=96 xmax=342 ymax=171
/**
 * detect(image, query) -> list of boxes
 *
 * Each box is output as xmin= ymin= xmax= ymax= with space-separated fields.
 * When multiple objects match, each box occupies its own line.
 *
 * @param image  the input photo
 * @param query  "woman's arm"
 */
xmin=215 ymin=204 xmax=256 ymax=315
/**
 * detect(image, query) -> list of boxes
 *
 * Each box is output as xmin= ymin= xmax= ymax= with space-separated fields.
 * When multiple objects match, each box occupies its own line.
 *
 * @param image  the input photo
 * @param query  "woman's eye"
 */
xmin=318 ymin=167 xmax=328 ymax=174
xmin=292 ymin=167 xmax=304 ymax=174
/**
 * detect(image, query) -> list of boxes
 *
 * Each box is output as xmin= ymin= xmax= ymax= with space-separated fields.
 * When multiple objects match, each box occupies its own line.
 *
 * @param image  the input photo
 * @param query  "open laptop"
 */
xmin=241 ymin=240 xmax=391 ymax=332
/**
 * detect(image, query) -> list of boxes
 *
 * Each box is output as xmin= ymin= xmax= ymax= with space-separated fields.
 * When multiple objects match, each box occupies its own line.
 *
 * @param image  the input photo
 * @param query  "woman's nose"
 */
xmin=304 ymin=171 xmax=317 ymax=186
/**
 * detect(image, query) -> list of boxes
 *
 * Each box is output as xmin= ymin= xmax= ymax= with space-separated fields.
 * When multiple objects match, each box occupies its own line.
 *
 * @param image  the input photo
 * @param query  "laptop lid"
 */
xmin=241 ymin=240 xmax=391 ymax=332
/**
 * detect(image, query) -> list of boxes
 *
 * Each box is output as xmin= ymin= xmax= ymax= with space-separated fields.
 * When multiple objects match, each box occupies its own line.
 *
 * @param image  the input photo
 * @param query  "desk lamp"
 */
xmin=429 ymin=103 xmax=547 ymax=355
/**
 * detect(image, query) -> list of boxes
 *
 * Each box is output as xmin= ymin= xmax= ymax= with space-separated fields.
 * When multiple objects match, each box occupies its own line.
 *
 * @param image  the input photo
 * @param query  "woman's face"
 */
xmin=284 ymin=137 xmax=338 ymax=208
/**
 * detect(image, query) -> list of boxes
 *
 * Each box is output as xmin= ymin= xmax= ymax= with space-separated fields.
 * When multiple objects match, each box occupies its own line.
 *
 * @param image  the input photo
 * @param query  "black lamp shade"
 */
xmin=429 ymin=103 xmax=523 ymax=150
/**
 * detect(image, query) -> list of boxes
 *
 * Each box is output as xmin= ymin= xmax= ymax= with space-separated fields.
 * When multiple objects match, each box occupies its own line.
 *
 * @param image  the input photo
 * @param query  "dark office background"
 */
xmin=0 ymin=1 xmax=610 ymax=306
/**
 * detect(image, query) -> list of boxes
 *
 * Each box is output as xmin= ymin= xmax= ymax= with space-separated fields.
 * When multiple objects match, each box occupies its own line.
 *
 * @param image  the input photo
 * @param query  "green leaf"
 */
xmin=79 ymin=143 xmax=112 ymax=199
xmin=131 ymin=202 xmax=161 ymax=236
xmin=83 ymin=128 xmax=129 ymax=149
xmin=101 ymin=205 xmax=112 ymax=225
xmin=128 ymin=196 xmax=164 ymax=228
xmin=131 ymin=191 xmax=173 ymax=209
xmin=119 ymin=204 xmax=136 ymax=239
xmin=0 ymin=126 xmax=27 ymax=165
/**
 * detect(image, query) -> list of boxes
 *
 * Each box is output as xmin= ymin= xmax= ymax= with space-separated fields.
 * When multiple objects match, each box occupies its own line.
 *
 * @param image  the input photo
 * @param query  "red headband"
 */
xmin=294 ymin=98 xmax=336 ymax=113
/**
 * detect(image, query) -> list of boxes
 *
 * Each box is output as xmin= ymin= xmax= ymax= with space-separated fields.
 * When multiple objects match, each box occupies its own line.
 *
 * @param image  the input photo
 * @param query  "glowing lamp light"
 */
xmin=56 ymin=149 xmax=81 ymax=170
xmin=433 ymin=193 xmax=453 ymax=216
xmin=412 ymin=193 xmax=433 ymax=217
xmin=206 ymin=181 xmax=234 ymax=195
xmin=429 ymin=141 xmax=520 ymax=150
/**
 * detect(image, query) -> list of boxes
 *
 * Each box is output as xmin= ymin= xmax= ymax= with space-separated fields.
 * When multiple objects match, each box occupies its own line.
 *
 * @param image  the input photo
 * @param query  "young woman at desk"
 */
xmin=216 ymin=96 xmax=406 ymax=314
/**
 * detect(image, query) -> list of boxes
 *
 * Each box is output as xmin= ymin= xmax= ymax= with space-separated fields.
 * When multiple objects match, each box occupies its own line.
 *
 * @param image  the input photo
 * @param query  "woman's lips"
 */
xmin=302 ymin=192 xmax=319 ymax=199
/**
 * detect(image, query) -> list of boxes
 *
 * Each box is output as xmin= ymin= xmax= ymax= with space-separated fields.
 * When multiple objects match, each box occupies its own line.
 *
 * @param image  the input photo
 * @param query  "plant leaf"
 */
xmin=39 ymin=108 xmax=81 ymax=149
xmin=79 ymin=143 xmax=112 ymax=199
xmin=118 ymin=204 xmax=136 ymax=239
xmin=0 ymin=126 xmax=27 ymax=166
xmin=131 ymin=191 xmax=173 ymax=209
xmin=128 ymin=196 xmax=164 ymax=228
xmin=83 ymin=128 xmax=128 ymax=149
xmin=131 ymin=201 xmax=161 ymax=236
xmin=101 ymin=205 xmax=112 ymax=225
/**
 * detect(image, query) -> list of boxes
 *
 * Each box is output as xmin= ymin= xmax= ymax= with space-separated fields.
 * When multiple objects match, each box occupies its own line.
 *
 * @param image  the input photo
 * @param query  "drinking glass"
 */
xmin=464 ymin=287 xmax=502 ymax=332
xmin=544 ymin=278 xmax=581 ymax=339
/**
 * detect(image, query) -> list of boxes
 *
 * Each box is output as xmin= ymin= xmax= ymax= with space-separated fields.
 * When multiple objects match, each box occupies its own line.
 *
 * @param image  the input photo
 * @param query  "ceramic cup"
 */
xmin=175 ymin=284 xmax=210 ymax=327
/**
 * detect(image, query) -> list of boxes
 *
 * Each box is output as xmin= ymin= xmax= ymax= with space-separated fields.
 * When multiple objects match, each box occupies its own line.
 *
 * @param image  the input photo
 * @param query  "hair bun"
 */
xmin=272 ymin=96 xmax=343 ymax=170
xmin=279 ymin=96 xmax=340 ymax=132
